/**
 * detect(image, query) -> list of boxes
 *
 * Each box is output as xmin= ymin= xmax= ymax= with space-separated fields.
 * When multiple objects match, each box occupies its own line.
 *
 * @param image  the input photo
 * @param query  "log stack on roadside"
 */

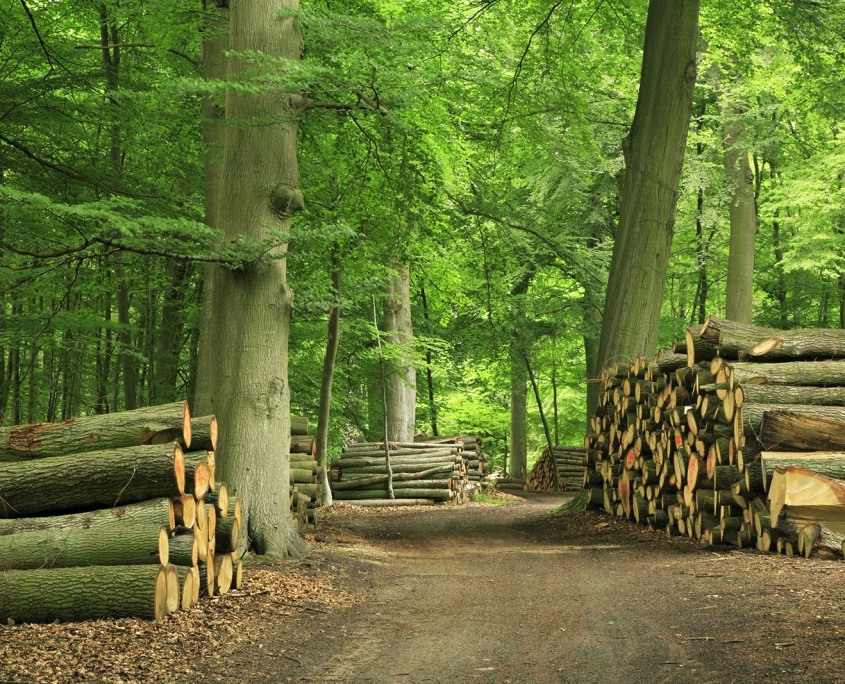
xmin=580 ymin=316 xmax=845 ymax=559
xmin=329 ymin=441 xmax=467 ymax=505
xmin=417 ymin=435 xmax=489 ymax=492
xmin=526 ymin=446 xmax=587 ymax=492
xmin=289 ymin=419 xmax=319 ymax=529
xmin=0 ymin=402 xmax=243 ymax=623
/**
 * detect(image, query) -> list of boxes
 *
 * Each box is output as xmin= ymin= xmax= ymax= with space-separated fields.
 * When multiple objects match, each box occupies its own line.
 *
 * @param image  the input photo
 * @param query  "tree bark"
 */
xmin=509 ymin=338 xmax=528 ymax=481
xmin=0 ymin=443 xmax=185 ymax=518
xmin=729 ymin=360 xmax=845 ymax=386
xmin=383 ymin=264 xmax=416 ymax=442
xmin=0 ymin=564 xmax=170 ymax=623
xmin=315 ymin=248 xmax=340 ymax=506
xmin=759 ymin=411 xmax=845 ymax=451
xmin=0 ymin=402 xmax=190 ymax=461
xmin=0 ymin=524 xmax=169 ymax=570
xmin=722 ymin=117 xmax=757 ymax=323
xmin=194 ymin=0 xmax=306 ymax=557
xmin=596 ymin=0 xmax=699 ymax=369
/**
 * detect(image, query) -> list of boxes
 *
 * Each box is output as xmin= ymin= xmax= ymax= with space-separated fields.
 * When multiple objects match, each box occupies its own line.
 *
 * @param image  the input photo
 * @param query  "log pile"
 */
xmin=525 ymin=446 xmax=586 ymax=492
xmin=581 ymin=316 xmax=845 ymax=558
xmin=289 ymin=425 xmax=320 ymax=529
xmin=0 ymin=402 xmax=243 ymax=623
xmin=416 ymin=435 xmax=489 ymax=491
xmin=329 ymin=441 xmax=468 ymax=505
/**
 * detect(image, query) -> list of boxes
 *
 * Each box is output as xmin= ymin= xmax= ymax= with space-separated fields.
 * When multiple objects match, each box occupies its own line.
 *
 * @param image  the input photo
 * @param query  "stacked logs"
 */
xmin=330 ymin=441 xmax=468 ymax=505
xmin=525 ymin=446 xmax=587 ymax=492
xmin=582 ymin=316 xmax=845 ymax=559
xmin=417 ymin=435 xmax=488 ymax=491
xmin=0 ymin=402 xmax=243 ymax=623
xmin=289 ymin=421 xmax=319 ymax=529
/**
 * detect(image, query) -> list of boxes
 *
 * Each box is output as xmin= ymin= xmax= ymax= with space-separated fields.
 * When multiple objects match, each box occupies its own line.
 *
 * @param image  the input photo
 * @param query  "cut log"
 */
xmin=0 ymin=443 xmax=186 ymax=518
xmin=0 ymin=564 xmax=169 ymax=623
xmin=334 ymin=498 xmax=437 ymax=507
xmin=215 ymin=516 xmax=240 ymax=554
xmin=291 ymin=415 xmax=310 ymax=435
xmin=739 ymin=384 xmax=845 ymax=406
xmin=174 ymin=565 xmax=199 ymax=610
xmin=742 ymin=405 xmax=845 ymax=441
xmin=205 ymin=483 xmax=229 ymax=518
xmin=0 ymin=402 xmax=191 ymax=461
xmin=748 ymin=328 xmax=845 ymax=361
xmin=728 ymin=360 xmax=845 ymax=386
xmin=172 ymin=495 xmax=196 ymax=529
xmin=768 ymin=467 xmax=845 ymax=536
xmin=0 ymin=523 xmax=169 ymax=571
xmin=699 ymin=316 xmax=778 ymax=360
xmin=0 ymin=498 xmax=175 ymax=536
xmin=758 ymin=411 xmax=845 ymax=451
xmin=213 ymin=553 xmax=233 ymax=594
xmin=761 ymin=451 xmax=845 ymax=485
xmin=169 ymin=530 xmax=199 ymax=567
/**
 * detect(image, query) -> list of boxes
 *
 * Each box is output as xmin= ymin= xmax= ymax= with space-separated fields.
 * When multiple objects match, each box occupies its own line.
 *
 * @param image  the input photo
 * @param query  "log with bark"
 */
xmin=0 ymin=442 xmax=186 ymax=518
xmin=0 ymin=402 xmax=191 ymax=461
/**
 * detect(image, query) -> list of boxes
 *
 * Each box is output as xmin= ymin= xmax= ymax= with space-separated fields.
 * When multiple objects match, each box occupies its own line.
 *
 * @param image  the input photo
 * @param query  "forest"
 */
xmin=1 ymin=0 xmax=844 ymax=557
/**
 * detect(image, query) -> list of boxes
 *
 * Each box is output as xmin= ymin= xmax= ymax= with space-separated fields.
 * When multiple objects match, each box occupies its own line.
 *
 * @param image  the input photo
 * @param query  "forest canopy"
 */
xmin=1 ymin=0 xmax=843 ymax=477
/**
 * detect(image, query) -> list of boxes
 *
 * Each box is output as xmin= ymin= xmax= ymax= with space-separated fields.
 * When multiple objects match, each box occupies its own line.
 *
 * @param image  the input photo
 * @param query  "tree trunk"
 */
xmin=193 ymin=0 xmax=306 ymax=557
xmin=382 ymin=264 xmax=416 ymax=442
xmin=315 ymin=248 xmax=340 ymax=506
xmin=420 ymin=284 xmax=439 ymax=436
xmin=152 ymin=259 xmax=192 ymax=404
xmin=729 ymin=360 xmax=845 ymax=386
xmin=723 ymin=118 xmax=757 ymax=323
xmin=509 ymin=338 xmax=528 ymax=481
xmin=596 ymin=0 xmax=699 ymax=369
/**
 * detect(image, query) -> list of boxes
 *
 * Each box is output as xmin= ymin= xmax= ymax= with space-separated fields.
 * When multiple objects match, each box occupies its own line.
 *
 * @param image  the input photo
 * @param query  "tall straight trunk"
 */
xmin=382 ymin=264 xmax=416 ymax=442
xmin=723 ymin=118 xmax=757 ymax=323
xmin=193 ymin=2 xmax=227 ymax=417
xmin=315 ymin=248 xmax=341 ymax=506
xmin=596 ymin=0 xmax=699 ymax=369
xmin=694 ymin=98 xmax=709 ymax=324
xmin=419 ymin=285 xmax=438 ymax=437
xmin=94 ymin=279 xmax=113 ymax=415
xmin=99 ymin=6 xmax=136 ymax=411
xmin=509 ymin=338 xmax=528 ymax=481
xmin=194 ymin=0 xmax=306 ymax=557
xmin=152 ymin=259 xmax=191 ymax=404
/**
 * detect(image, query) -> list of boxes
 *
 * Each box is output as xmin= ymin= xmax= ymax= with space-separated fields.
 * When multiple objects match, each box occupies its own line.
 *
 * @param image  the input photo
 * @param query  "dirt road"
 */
xmin=5 ymin=492 xmax=845 ymax=683
xmin=254 ymin=493 xmax=845 ymax=684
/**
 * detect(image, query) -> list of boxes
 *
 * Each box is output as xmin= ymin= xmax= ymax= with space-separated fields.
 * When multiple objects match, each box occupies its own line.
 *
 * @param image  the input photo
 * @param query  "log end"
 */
xmin=748 ymin=337 xmax=782 ymax=358
xmin=182 ymin=402 xmax=192 ymax=449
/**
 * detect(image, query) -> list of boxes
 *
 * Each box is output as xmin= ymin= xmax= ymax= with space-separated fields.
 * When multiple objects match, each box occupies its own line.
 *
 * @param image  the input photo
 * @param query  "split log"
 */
xmin=0 ymin=564 xmax=170 ymax=623
xmin=215 ymin=516 xmax=240 ymax=554
xmin=0 ymin=443 xmax=186 ymax=518
xmin=0 ymin=524 xmax=169 ymax=570
xmin=213 ymin=553 xmax=233 ymax=595
xmin=0 ymin=402 xmax=191 ymax=461
xmin=761 ymin=451 xmax=845 ymax=487
xmin=768 ymin=467 xmax=845 ymax=536
xmin=174 ymin=565 xmax=199 ymax=610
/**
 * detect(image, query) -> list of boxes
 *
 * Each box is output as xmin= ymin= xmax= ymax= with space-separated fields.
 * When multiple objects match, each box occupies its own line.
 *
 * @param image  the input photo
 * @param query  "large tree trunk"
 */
xmin=193 ymin=0 xmax=306 ymax=557
xmin=596 ymin=0 xmax=699 ymax=369
xmin=722 ymin=118 xmax=758 ymax=323
xmin=382 ymin=264 xmax=416 ymax=442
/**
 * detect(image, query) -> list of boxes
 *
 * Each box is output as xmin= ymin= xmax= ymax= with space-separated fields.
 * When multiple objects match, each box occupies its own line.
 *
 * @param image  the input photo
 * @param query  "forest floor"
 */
xmin=4 ymin=490 xmax=845 ymax=683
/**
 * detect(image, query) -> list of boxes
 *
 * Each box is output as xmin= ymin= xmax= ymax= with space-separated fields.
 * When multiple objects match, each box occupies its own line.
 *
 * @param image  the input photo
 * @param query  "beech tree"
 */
xmin=596 ymin=0 xmax=700 ymax=369
xmin=193 ymin=0 xmax=306 ymax=557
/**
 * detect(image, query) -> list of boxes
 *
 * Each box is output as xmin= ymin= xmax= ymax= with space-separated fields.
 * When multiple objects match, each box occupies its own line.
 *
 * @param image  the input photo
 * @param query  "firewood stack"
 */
xmin=582 ymin=316 xmax=845 ymax=558
xmin=329 ymin=441 xmax=468 ymax=505
xmin=0 ymin=402 xmax=243 ymax=623
xmin=289 ymin=416 xmax=319 ymax=528
xmin=525 ymin=446 xmax=587 ymax=492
